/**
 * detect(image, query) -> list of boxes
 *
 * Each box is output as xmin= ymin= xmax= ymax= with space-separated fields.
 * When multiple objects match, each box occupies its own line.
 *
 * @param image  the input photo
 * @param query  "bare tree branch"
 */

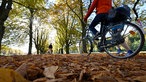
xmin=65 ymin=0 xmax=83 ymax=23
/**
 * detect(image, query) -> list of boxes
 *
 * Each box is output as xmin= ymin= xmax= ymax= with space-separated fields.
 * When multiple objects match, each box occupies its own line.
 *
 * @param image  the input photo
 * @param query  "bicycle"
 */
xmin=79 ymin=1 xmax=145 ymax=59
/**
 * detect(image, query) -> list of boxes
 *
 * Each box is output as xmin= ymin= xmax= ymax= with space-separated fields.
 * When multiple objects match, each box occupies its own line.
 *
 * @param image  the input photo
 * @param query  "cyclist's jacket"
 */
xmin=84 ymin=0 xmax=112 ymax=20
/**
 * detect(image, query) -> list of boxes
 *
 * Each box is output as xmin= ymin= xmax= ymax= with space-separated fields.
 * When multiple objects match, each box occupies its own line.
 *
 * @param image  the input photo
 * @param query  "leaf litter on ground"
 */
xmin=0 ymin=53 xmax=146 ymax=82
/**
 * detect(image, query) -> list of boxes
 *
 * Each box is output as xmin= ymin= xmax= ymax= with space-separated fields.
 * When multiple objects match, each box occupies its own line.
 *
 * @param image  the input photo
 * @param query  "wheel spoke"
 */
xmin=104 ymin=22 xmax=145 ymax=59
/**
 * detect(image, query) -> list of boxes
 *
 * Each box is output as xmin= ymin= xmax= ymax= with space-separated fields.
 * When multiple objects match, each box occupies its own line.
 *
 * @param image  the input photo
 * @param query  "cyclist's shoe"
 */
xmin=117 ymin=49 xmax=122 ymax=54
xmin=93 ymin=32 xmax=100 ymax=40
xmin=125 ymin=50 xmax=133 ymax=57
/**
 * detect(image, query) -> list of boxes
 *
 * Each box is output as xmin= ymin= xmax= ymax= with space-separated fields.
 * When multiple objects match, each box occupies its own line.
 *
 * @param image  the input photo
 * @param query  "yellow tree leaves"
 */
xmin=15 ymin=0 xmax=45 ymax=9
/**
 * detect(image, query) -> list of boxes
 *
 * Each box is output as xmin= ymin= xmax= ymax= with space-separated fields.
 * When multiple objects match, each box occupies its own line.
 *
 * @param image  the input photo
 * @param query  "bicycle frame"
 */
xmin=84 ymin=22 xmax=112 ymax=51
xmin=84 ymin=23 xmax=107 ymax=42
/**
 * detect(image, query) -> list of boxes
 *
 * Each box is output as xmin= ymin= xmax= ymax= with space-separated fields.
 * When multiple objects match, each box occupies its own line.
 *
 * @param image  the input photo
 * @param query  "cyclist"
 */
xmin=84 ymin=0 xmax=133 ymax=56
xmin=84 ymin=0 xmax=112 ymax=36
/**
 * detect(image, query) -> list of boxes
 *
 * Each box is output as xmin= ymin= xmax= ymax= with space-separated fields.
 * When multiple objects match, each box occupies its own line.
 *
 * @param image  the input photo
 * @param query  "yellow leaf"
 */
xmin=0 ymin=68 xmax=29 ymax=82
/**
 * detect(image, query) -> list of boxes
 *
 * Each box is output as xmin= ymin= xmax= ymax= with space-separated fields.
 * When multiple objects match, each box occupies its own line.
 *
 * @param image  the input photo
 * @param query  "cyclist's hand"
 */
xmin=83 ymin=20 xmax=87 ymax=25
xmin=83 ymin=17 xmax=87 ymax=23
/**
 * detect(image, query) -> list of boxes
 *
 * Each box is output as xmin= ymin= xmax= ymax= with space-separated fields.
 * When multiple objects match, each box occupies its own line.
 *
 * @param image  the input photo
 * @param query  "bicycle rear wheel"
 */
xmin=79 ymin=37 xmax=93 ymax=56
xmin=103 ymin=22 xmax=145 ymax=59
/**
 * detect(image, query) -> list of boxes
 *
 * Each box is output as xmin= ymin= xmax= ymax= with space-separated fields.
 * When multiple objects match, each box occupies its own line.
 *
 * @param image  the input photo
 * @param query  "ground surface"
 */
xmin=0 ymin=53 xmax=146 ymax=82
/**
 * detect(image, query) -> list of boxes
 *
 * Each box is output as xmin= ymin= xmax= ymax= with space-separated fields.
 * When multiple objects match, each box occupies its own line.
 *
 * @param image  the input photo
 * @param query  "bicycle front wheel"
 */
xmin=79 ymin=37 xmax=93 ymax=56
xmin=104 ymin=22 xmax=145 ymax=59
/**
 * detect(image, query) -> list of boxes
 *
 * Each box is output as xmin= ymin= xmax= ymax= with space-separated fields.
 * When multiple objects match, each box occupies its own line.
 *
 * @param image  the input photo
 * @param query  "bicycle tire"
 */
xmin=79 ymin=37 xmax=93 ymax=56
xmin=103 ymin=21 xmax=145 ymax=59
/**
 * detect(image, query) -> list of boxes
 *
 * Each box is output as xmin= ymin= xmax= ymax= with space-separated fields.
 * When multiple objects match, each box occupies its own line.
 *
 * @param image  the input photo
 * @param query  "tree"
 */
xmin=4 ymin=3 xmax=29 ymax=46
xmin=0 ymin=0 xmax=12 ymax=53
xmin=65 ymin=0 xmax=90 ymax=53
xmin=33 ymin=18 xmax=50 ymax=54
xmin=13 ymin=0 xmax=46 ymax=55
xmin=49 ymin=0 xmax=81 ymax=54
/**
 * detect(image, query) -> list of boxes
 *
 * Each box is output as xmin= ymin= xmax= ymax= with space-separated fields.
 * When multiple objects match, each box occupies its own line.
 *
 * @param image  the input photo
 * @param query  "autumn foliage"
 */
xmin=0 ymin=54 xmax=146 ymax=82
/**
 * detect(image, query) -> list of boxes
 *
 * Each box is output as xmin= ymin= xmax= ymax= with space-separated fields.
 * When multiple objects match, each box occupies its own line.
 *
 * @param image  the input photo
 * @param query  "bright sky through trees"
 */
xmin=7 ymin=0 xmax=146 ymax=54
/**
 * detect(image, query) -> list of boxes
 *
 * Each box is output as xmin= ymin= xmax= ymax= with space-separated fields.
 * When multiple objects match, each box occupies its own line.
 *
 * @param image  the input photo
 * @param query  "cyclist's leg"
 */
xmin=116 ymin=42 xmax=133 ymax=56
xmin=89 ymin=13 xmax=108 ymax=35
xmin=50 ymin=48 xmax=53 ymax=54
xmin=117 ymin=45 xmax=122 ymax=54
xmin=120 ymin=42 xmax=133 ymax=56
xmin=47 ymin=49 xmax=50 ymax=54
xmin=120 ymin=42 xmax=130 ymax=51
xmin=116 ymin=42 xmax=132 ymax=54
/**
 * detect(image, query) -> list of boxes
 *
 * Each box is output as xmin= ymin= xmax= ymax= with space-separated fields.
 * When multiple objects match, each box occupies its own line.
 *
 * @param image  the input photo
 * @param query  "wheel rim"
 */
xmin=104 ymin=22 xmax=144 ymax=59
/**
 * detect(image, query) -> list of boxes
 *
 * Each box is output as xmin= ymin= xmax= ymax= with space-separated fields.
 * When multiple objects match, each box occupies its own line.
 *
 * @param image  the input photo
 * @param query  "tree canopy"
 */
xmin=0 ymin=0 xmax=146 ymax=55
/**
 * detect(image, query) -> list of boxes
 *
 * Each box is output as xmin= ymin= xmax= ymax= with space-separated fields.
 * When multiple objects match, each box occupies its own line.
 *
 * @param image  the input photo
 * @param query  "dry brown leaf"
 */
xmin=91 ymin=71 xmax=110 ymax=81
xmin=15 ymin=63 xmax=27 ymax=77
xmin=141 ymin=64 xmax=146 ymax=70
xmin=100 ymin=66 xmax=110 ymax=72
xmin=2 ymin=63 xmax=9 ymax=68
xmin=43 ymin=66 xmax=59 ymax=79
xmin=91 ymin=73 xmax=118 ymax=82
xmin=129 ymin=71 xmax=146 ymax=76
xmin=57 ymin=73 xmax=74 ymax=78
xmin=79 ymin=68 xmax=86 ymax=81
xmin=33 ymin=77 xmax=48 ymax=82
xmin=45 ymin=78 xmax=65 ymax=82
xmin=117 ymin=68 xmax=128 ymax=77
xmin=134 ymin=76 xmax=146 ymax=82
xmin=71 ymin=78 xmax=77 ymax=82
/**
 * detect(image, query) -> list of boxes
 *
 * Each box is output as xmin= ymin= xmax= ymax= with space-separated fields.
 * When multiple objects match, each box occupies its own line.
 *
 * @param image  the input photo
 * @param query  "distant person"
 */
xmin=48 ymin=43 xmax=53 ymax=54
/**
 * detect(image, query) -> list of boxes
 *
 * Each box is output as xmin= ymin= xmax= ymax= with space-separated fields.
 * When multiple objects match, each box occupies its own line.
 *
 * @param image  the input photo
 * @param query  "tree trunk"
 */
xmin=0 ymin=0 xmax=12 ymax=54
xmin=66 ymin=0 xmax=87 ymax=53
xmin=79 ymin=0 xmax=87 ymax=53
xmin=60 ymin=48 xmax=63 ymax=54
xmin=65 ymin=41 xmax=70 ymax=54
xmin=0 ymin=25 xmax=5 ymax=53
xmin=28 ymin=9 xmax=34 ymax=55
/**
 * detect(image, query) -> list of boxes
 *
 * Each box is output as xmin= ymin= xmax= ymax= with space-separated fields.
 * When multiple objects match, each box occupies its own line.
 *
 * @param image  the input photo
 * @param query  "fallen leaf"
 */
xmin=92 ymin=73 xmax=118 ymax=82
xmin=15 ymin=63 xmax=27 ymax=77
xmin=79 ymin=68 xmax=86 ymax=81
xmin=43 ymin=66 xmax=59 ymax=79
xmin=33 ymin=77 xmax=47 ymax=82
xmin=134 ymin=75 xmax=146 ymax=82
xmin=45 ymin=78 xmax=65 ymax=82
xmin=0 ymin=68 xmax=29 ymax=82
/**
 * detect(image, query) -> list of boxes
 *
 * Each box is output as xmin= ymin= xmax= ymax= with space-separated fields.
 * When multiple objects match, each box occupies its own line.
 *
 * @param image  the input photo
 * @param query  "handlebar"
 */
xmin=132 ymin=0 xmax=140 ymax=21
